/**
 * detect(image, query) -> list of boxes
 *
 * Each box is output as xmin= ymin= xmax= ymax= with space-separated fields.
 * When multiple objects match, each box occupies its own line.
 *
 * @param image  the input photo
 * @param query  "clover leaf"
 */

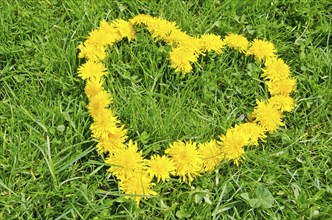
xmin=243 ymin=185 xmax=275 ymax=209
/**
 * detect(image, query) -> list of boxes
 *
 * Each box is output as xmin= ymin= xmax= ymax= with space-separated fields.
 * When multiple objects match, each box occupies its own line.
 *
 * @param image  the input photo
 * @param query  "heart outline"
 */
xmin=78 ymin=14 xmax=296 ymax=204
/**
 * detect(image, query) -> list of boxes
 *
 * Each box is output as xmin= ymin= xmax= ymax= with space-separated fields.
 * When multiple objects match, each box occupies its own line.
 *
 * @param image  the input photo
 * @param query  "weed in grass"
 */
xmin=0 ymin=0 xmax=331 ymax=219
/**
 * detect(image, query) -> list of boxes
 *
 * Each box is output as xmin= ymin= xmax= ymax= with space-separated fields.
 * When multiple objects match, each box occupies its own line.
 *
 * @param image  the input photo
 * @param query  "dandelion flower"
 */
xmin=198 ymin=140 xmax=223 ymax=172
xmin=130 ymin=14 xmax=154 ymax=25
xmin=247 ymin=39 xmax=276 ymax=60
xmin=113 ymin=19 xmax=136 ymax=41
xmin=146 ymin=155 xmax=175 ymax=182
xmin=223 ymin=33 xmax=249 ymax=53
xmin=106 ymin=140 xmax=145 ymax=180
xmin=200 ymin=34 xmax=225 ymax=54
xmin=85 ymin=77 xmax=104 ymax=98
xmin=267 ymin=78 xmax=297 ymax=96
xmin=87 ymin=90 xmax=112 ymax=118
xmin=178 ymin=37 xmax=203 ymax=55
xmin=218 ymin=126 xmax=249 ymax=166
xmin=165 ymin=141 xmax=203 ymax=182
xmin=238 ymin=122 xmax=266 ymax=146
xmin=169 ymin=47 xmax=198 ymax=73
xmin=146 ymin=18 xmax=179 ymax=42
xmin=77 ymin=61 xmax=107 ymax=80
xmin=269 ymin=95 xmax=295 ymax=112
xmin=85 ymin=20 xmax=123 ymax=47
xmin=118 ymin=172 xmax=157 ymax=205
xmin=96 ymin=126 xmax=127 ymax=154
xmin=166 ymin=29 xmax=190 ymax=45
xmin=262 ymin=58 xmax=291 ymax=81
xmin=90 ymin=109 xmax=119 ymax=139
xmin=98 ymin=20 xmax=122 ymax=45
xmin=78 ymin=42 xmax=106 ymax=62
xmin=252 ymin=100 xmax=284 ymax=132
xmin=86 ymin=28 xmax=111 ymax=47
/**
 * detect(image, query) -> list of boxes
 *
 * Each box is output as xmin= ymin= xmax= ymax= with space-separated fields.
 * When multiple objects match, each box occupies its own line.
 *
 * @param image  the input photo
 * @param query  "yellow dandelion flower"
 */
xmin=78 ymin=42 xmax=106 ymax=62
xmin=163 ymin=29 xmax=190 ymax=45
xmin=198 ymin=140 xmax=223 ymax=172
xmin=218 ymin=126 xmax=249 ymax=166
xmin=223 ymin=33 xmax=249 ymax=53
xmin=118 ymin=172 xmax=157 ymax=205
xmin=98 ymin=20 xmax=122 ymax=45
xmin=178 ymin=36 xmax=203 ymax=54
xmin=86 ymin=28 xmax=111 ymax=47
xmin=112 ymin=19 xmax=136 ymax=41
xmin=84 ymin=19 xmax=123 ymax=47
xmin=165 ymin=141 xmax=203 ymax=182
xmin=129 ymin=14 xmax=154 ymax=25
xmin=146 ymin=155 xmax=175 ymax=182
xmin=269 ymin=95 xmax=295 ymax=112
xmin=106 ymin=140 xmax=145 ymax=180
xmin=77 ymin=61 xmax=107 ymax=80
xmin=252 ymin=100 xmax=284 ymax=132
xmin=238 ymin=122 xmax=266 ymax=146
xmin=90 ymin=109 xmax=119 ymax=139
xmin=262 ymin=58 xmax=291 ymax=81
xmin=267 ymin=78 xmax=297 ymax=96
xmin=87 ymin=90 xmax=112 ymax=118
xmin=85 ymin=77 xmax=104 ymax=98
xmin=146 ymin=18 xmax=179 ymax=41
xmin=96 ymin=126 xmax=127 ymax=154
xmin=247 ymin=39 xmax=276 ymax=60
xmin=169 ymin=47 xmax=198 ymax=73
xmin=200 ymin=34 xmax=225 ymax=54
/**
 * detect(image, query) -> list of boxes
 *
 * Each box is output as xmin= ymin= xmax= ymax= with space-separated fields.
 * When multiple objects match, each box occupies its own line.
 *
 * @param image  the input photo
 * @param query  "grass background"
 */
xmin=0 ymin=0 xmax=331 ymax=219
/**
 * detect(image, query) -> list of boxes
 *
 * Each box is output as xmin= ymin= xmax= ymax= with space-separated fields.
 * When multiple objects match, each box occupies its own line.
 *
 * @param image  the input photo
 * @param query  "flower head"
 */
xmin=77 ymin=61 xmax=107 ymax=80
xmin=106 ymin=140 xmax=145 ymax=180
xmin=146 ymin=155 xmax=175 ymax=182
xmin=238 ymin=122 xmax=266 ymax=146
xmin=129 ymin=14 xmax=154 ymax=26
xmin=247 ymin=39 xmax=276 ymax=60
xmin=218 ymin=126 xmax=250 ymax=166
xmin=86 ymin=27 xmax=113 ymax=47
xmin=112 ymin=19 xmax=136 ymax=41
xmin=90 ymin=109 xmax=119 ymax=139
xmin=130 ymin=14 xmax=189 ymax=46
xmin=262 ymin=58 xmax=291 ymax=81
xmin=85 ymin=77 xmax=104 ymax=98
xmin=98 ymin=20 xmax=123 ymax=45
xmin=269 ymin=95 xmax=295 ymax=112
xmin=96 ymin=126 xmax=127 ymax=154
xmin=146 ymin=18 xmax=179 ymax=42
xmin=200 ymin=34 xmax=225 ymax=54
xmin=198 ymin=140 xmax=223 ymax=172
xmin=164 ymin=29 xmax=190 ymax=45
xmin=118 ymin=171 xmax=157 ymax=205
xmin=267 ymin=78 xmax=297 ymax=96
xmin=224 ymin=33 xmax=249 ymax=53
xmin=165 ymin=141 xmax=203 ymax=182
xmin=87 ymin=90 xmax=112 ymax=118
xmin=170 ymin=47 xmax=198 ymax=73
xmin=78 ymin=42 xmax=107 ymax=62
xmin=252 ymin=100 xmax=284 ymax=132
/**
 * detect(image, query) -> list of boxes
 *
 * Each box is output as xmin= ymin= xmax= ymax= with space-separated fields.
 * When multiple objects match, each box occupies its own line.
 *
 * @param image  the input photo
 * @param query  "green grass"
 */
xmin=1 ymin=0 xmax=331 ymax=219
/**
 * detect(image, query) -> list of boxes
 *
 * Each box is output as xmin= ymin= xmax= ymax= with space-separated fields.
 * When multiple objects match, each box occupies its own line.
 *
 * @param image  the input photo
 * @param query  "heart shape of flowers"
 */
xmin=77 ymin=14 xmax=296 ymax=205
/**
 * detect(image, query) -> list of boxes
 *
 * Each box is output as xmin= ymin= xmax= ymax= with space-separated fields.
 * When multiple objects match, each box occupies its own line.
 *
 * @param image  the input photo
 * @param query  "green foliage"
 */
xmin=241 ymin=185 xmax=275 ymax=209
xmin=0 ymin=0 xmax=331 ymax=219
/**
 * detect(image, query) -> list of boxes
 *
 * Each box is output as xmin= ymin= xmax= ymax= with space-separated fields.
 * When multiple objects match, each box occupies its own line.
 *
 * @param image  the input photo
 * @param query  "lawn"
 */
xmin=0 ymin=0 xmax=331 ymax=219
